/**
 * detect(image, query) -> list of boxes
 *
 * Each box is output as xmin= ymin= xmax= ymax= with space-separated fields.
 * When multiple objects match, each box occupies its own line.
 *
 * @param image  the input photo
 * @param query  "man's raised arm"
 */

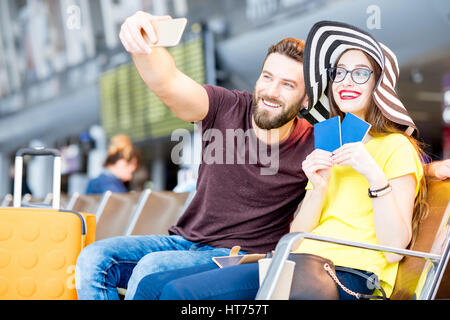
xmin=119 ymin=11 xmax=209 ymax=123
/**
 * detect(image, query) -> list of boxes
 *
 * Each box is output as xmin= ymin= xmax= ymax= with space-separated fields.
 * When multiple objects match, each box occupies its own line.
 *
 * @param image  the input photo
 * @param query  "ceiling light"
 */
xmin=410 ymin=68 xmax=424 ymax=84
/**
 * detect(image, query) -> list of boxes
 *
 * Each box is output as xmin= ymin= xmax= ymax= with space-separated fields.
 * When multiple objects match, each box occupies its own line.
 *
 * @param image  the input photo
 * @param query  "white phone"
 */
xmin=146 ymin=18 xmax=188 ymax=47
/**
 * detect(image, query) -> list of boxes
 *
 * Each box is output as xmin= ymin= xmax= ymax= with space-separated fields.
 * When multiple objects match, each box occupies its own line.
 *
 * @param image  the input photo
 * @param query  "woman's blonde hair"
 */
xmin=104 ymin=135 xmax=140 ymax=167
xmin=327 ymin=49 xmax=429 ymax=248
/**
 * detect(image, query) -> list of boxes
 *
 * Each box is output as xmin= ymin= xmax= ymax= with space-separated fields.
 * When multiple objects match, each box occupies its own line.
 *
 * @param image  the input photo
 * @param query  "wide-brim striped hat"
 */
xmin=300 ymin=20 xmax=416 ymax=136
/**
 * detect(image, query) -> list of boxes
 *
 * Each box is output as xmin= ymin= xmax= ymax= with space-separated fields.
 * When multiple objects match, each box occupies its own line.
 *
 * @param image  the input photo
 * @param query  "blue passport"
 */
xmin=341 ymin=113 xmax=371 ymax=144
xmin=314 ymin=116 xmax=342 ymax=152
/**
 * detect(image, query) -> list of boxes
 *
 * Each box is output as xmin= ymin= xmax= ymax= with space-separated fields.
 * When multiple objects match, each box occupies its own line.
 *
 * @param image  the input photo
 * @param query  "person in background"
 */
xmin=86 ymin=135 xmax=140 ymax=195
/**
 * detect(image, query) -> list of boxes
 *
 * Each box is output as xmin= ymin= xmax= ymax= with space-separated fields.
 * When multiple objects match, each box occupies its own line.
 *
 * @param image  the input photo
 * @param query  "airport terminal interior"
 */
xmin=0 ymin=0 xmax=449 ymax=302
xmin=0 ymin=0 xmax=449 ymax=201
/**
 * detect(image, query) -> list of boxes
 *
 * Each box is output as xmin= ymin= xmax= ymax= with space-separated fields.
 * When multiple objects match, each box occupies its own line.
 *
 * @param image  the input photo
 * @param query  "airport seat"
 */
xmin=256 ymin=179 xmax=450 ymax=300
xmin=116 ymin=190 xmax=192 ymax=298
xmin=1 ymin=193 xmax=68 ymax=208
xmin=41 ymin=193 xmax=69 ymax=207
xmin=95 ymin=191 xmax=142 ymax=241
xmin=124 ymin=190 xmax=191 ymax=236
xmin=65 ymin=192 xmax=104 ymax=214
xmin=391 ymin=179 xmax=450 ymax=299
xmin=1 ymin=194 xmax=12 ymax=207
xmin=60 ymin=194 xmax=70 ymax=209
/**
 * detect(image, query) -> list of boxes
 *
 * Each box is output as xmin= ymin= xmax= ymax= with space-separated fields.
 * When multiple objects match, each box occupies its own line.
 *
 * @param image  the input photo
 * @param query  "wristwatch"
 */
xmin=368 ymin=184 xmax=392 ymax=198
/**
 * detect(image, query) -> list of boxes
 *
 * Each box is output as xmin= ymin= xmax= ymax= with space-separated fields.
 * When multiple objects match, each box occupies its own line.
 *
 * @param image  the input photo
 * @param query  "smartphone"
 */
xmin=212 ymin=254 xmax=266 ymax=268
xmin=145 ymin=18 xmax=188 ymax=47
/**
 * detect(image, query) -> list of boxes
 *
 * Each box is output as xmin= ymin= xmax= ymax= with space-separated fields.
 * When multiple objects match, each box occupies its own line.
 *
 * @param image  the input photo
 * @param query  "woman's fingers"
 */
xmin=304 ymin=159 xmax=333 ymax=170
xmin=306 ymin=150 xmax=333 ymax=164
xmin=331 ymin=152 xmax=353 ymax=165
xmin=307 ymin=164 xmax=333 ymax=174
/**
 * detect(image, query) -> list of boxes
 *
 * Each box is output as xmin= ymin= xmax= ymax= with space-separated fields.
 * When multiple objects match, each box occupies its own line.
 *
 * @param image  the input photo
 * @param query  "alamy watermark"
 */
xmin=171 ymin=122 xmax=280 ymax=176
xmin=366 ymin=5 xmax=381 ymax=30
xmin=66 ymin=5 xmax=81 ymax=30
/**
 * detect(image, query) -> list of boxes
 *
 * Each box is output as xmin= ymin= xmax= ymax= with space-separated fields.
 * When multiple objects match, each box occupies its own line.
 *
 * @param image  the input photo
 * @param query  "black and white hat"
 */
xmin=300 ymin=20 xmax=416 ymax=136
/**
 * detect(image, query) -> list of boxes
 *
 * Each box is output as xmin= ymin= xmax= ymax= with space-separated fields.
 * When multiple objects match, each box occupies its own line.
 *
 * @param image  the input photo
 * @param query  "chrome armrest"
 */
xmin=256 ymin=232 xmax=441 ymax=300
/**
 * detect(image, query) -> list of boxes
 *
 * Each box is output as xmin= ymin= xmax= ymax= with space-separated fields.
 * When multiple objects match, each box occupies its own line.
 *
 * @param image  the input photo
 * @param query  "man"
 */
xmin=76 ymin=11 xmax=449 ymax=300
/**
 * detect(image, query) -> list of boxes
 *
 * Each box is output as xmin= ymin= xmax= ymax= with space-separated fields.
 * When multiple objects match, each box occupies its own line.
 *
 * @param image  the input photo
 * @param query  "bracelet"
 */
xmin=368 ymin=184 xmax=392 ymax=198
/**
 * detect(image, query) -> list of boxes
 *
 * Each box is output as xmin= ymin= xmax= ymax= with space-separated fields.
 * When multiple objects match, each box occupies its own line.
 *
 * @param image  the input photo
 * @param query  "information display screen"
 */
xmin=100 ymin=35 xmax=205 ymax=141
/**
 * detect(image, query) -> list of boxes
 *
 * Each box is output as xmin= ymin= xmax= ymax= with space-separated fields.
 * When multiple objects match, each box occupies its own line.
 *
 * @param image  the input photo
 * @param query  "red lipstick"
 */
xmin=339 ymin=90 xmax=361 ymax=100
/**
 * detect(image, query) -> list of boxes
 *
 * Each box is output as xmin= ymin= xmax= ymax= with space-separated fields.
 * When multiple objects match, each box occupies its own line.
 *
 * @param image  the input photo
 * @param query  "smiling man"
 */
xmin=253 ymin=51 xmax=307 ymax=131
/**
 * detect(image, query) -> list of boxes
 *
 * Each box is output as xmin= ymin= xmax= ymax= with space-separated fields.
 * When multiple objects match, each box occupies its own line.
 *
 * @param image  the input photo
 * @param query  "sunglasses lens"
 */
xmin=329 ymin=67 xmax=346 ymax=82
xmin=352 ymin=69 xmax=371 ymax=84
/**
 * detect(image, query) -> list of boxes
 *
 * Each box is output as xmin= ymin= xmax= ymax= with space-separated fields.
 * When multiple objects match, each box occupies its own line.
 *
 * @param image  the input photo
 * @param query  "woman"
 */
xmin=86 ymin=135 xmax=140 ymax=194
xmin=131 ymin=21 xmax=428 ymax=300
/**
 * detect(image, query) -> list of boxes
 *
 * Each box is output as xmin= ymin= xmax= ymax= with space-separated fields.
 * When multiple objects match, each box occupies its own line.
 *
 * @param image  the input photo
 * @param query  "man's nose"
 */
xmin=266 ymin=82 xmax=281 ymax=98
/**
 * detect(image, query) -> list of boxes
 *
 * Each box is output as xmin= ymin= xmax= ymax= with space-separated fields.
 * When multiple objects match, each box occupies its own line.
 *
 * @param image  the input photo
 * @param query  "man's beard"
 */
xmin=252 ymin=93 xmax=306 ymax=130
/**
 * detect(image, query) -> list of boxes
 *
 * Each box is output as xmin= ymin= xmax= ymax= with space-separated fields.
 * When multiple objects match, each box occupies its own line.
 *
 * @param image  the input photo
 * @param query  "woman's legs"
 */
xmin=133 ymin=263 xmax=219 ymax=300
xmin=159 ymin=263 xmax=260 ymax=300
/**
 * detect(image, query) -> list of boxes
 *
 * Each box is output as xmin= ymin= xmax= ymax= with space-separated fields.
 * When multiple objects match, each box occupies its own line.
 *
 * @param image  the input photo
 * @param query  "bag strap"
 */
xmin=325 ymin=264 xmax=389 ymax=300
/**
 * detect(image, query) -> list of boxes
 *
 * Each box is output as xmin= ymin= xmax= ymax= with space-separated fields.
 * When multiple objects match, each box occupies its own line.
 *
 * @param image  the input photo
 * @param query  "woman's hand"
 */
xmin=302 ymin=149 xmax=333 ymax=191
xmin=331 ymin=142 xmax=387 ymax=188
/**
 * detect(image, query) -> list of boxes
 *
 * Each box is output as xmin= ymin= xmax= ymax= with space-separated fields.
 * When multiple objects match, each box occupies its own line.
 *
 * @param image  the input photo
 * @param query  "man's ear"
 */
xmin=300 ymin=92 xmax=309 ymax=110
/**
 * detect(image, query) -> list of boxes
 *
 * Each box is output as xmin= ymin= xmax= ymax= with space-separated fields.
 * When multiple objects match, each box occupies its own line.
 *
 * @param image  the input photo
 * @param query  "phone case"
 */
xmin=149 ymin=18 xmax=188 ymax=47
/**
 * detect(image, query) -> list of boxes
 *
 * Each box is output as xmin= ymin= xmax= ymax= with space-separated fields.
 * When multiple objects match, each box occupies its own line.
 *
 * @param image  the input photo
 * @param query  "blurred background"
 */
xmin=0 ymin=0 xmax=449 ymax=200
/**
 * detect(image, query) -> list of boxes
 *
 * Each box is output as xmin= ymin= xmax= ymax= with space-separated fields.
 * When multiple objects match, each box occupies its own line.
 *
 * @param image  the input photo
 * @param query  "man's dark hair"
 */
xmin=264 ymin=38 xmax=305 ymax=65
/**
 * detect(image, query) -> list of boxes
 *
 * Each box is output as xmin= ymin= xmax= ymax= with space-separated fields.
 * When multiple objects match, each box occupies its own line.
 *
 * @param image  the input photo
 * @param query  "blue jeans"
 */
xmin=133 ymin=263 xmax=376 ymax=300
xmin=75 ymin=234 xmax=241 ymax=300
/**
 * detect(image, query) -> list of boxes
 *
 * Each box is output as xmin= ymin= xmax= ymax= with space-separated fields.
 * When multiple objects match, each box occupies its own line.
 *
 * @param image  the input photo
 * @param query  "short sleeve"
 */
xmin=384 ymin=140 xmax=423 ymax=196
xmin=201 ymin=85 xmax=242 ymax=132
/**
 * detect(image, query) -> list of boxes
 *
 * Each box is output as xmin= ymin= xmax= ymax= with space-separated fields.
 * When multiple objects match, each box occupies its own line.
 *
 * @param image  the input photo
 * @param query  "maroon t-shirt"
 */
xmin=169 ymin=85 xmax=314 ymax=253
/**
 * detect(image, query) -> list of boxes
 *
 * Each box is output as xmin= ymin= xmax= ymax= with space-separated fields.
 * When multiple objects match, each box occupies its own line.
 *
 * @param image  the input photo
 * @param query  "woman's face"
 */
xmin=331 ymin=49 xmax=377 ymax=120
xmin=114 ymin=158 xmax=138 ymax=182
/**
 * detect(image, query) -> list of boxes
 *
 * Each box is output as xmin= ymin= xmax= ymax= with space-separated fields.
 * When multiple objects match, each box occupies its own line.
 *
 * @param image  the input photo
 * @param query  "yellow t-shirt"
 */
xmin=294 ymin=133 xmax=423 ymax=297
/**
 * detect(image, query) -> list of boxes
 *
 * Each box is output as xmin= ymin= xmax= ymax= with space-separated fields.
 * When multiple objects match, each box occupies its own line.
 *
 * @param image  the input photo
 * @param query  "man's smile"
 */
xmin=261 ymin=98 xmax=283 ymax=109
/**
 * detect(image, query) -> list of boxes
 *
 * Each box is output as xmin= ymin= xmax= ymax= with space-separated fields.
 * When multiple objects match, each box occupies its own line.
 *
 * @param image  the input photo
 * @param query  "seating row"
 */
xmin=1 ymin=190 xmax=194 ymax=241
xmin=2 ymin=180 xmax=449 ymax=300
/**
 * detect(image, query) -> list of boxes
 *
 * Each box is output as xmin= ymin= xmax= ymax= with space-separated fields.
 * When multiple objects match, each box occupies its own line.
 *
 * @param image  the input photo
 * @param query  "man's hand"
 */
xmin=119 ymin=11 xmax=172 ymax=55
xmin=117 ymin=11 xmax=209 ymax=123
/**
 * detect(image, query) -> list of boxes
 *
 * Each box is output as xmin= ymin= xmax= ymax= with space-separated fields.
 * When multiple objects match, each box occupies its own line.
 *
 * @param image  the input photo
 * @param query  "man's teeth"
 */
xmin=263 ymin=99 xmax=281 ymax=107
